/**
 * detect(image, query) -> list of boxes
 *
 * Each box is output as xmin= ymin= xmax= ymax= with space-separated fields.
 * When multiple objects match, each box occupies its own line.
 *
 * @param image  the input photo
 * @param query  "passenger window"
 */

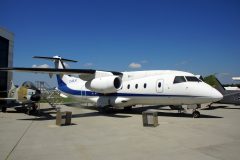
xmin=144 ymin=83 xmax=147 ymax=88
xmin=158 ymin=82 xmax=161 ymax=88
xmin=173 ymin=76 xmax=186 ymax=84
xmin=135 ymin=84 xmax=138 ymax=89
xmin=185 ymin=76 xmax=201 ymax=82
xmin=127 ymin=84 xmax=130 ymax=89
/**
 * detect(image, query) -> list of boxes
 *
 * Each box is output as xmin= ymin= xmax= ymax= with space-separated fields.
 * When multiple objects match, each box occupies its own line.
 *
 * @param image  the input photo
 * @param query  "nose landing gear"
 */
xmin=170 ymin=104 xmax=201 ymax=118
xmin=192 ymin=104 xmax=201 ymax=118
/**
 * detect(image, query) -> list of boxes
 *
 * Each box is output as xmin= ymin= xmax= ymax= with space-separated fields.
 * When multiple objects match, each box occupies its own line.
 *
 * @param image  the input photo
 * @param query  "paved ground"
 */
xmin=1 ymin=103 xmax=240 ymax=160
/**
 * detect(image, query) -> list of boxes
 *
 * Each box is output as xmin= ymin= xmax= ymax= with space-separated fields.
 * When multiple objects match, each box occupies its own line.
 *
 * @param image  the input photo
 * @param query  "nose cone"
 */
xmin=211 ymin=88 xmax=223 ymax=102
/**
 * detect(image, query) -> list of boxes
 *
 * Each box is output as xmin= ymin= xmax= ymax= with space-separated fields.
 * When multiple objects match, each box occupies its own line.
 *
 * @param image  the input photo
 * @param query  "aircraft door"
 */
xmin=156 ymin=80 xmax=164 ymax=93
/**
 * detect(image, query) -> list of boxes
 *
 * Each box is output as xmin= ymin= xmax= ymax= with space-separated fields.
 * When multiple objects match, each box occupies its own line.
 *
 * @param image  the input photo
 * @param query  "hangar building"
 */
xmin=0 ymin=27 xmax=14 ymax=98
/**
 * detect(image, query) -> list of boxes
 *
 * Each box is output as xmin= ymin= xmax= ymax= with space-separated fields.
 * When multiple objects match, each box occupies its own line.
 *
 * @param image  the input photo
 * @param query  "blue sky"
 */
xmin=1 ymin=0 xmax=240 ymax=86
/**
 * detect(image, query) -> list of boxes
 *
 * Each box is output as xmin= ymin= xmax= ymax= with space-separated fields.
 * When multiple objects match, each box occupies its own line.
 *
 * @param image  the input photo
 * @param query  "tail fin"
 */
xmin=8 ymin=81 xmax=17 ymax=98
xmin=33 ymin=56 xmax=78 ymax=87
xmin=9 ymin=80 xmax=16 ymax=90
xmin=204 ymin=75 xmax=225 ymax=94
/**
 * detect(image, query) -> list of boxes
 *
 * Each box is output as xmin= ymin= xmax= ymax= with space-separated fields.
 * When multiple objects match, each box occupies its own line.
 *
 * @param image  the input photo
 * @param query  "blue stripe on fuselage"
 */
xmin=56 ymin=75 xmax=205 ymax=98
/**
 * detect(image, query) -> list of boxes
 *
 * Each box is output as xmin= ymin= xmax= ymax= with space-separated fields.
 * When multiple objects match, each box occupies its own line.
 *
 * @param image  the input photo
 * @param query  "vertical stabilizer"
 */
xmin=33 ymin=56 xmax=78 ymax=87
xmin=8 ymin=81 xmax=17 ymax=98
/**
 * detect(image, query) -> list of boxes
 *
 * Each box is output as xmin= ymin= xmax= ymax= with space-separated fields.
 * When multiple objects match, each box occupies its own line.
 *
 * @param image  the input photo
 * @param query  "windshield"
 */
xmin=173 ymin=76 xmax=186 ymax=84
xmin=185 ymin=76 xmax=201 ymax=82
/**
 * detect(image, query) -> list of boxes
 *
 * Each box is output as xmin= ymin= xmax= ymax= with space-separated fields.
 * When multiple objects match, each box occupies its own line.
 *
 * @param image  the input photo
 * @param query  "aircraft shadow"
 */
xmin=17 ymin=109 xmax=131 ymax=121
xmin=119 ymin=107 xmax=223 ymax=119
xmin=201 ymin=105 xmax=229 ymax=110
xmin=85 ymin=105 xmax=223 ymax=119
xmin=16 ymin=104 xmax=223 ymax=121
xmin=222 ymin=107 xmax=240 ymax=110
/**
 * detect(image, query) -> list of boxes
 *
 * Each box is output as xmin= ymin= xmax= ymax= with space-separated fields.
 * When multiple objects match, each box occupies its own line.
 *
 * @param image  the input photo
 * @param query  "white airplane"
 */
xmin=0 ymin=56 xmax=223 ymax=118
xmin=232 ymin=77 xmax=240 ymax=81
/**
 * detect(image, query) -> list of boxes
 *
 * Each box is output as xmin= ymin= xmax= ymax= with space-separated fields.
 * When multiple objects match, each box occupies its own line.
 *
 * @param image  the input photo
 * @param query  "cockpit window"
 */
xmin=173 ymin=76 xmax=186 ymax=84
xmin=185 ymin=76 xmax=201 ymax=82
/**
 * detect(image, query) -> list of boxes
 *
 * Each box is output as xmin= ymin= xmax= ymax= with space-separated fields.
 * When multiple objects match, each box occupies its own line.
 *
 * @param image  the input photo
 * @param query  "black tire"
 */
xmin=123 ymin=106 xmax=132 ymax=112
xmin=32 ymin=104 xmax=37 ymax=112
xmin=98 ymin=107 xmax=114 ymax=114
xmin=192 ymin=111 xmax=200 ymax=118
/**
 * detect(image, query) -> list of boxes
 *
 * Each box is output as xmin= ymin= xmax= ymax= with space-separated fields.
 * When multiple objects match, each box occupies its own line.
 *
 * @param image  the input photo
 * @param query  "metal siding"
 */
xmin=0 ymin=28 xmax=14 ymax=98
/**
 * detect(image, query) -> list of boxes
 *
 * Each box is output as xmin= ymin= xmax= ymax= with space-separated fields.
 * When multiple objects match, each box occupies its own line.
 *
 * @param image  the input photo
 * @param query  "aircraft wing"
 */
xmin=0 ymin=67 xmax=96 ymax=74
xmin=0 ymin=67 xmax=123 ymax=81
xmin=224 ymin=91 xmax=240 ymax=97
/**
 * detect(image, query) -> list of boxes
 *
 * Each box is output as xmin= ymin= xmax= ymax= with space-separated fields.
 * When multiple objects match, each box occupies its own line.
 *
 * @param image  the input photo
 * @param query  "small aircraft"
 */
xmin=205 ymin=76 xmax=240 ymax=106
xmin=0 ymin=81 xmax=41 ymax=113
xmin=232 ymin=77 xmax=240 ymax=81
xmin=0 ymin=56 xmax=223 ymax=118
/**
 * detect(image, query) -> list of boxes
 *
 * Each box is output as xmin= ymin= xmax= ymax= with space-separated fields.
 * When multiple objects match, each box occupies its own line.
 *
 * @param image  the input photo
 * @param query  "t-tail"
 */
xmin=33 ymin=56 xmax=78 ymax=87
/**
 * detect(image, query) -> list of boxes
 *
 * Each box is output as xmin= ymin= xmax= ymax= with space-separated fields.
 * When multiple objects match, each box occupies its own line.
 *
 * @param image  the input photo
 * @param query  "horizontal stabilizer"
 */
xmin=33 ymin=56 xmax=78 ymax=63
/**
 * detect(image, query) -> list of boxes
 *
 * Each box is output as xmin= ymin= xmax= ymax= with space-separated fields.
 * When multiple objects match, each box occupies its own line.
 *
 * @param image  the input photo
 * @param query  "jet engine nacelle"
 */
xmin=86 ymin=76 xmax=122 ymax=94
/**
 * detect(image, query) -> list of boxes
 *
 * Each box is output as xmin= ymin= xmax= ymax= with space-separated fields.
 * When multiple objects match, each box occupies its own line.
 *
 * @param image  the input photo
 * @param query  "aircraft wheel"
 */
xmin=123 ymin=106 xmax=132 ymax=112
xmin=32 ymin=104 xmax=37 ymax=112
xmin=98 ymin=107 xmax=105 ymax=113
xmin=98 ymin=107 xmax=114 ymax=114
xmin=192 ymin=111 xmax=200 ymax=118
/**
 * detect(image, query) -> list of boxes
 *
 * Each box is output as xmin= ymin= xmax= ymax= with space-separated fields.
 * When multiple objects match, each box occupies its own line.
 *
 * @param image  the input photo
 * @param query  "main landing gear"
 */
xmin=97 ymin=106 xmax=114 ymax=113
xmin=123 ymin=106 xmax=132 ymax=112
xmin=98 ymin=106 xmax=133 ymax=114
xmin=192 ymin=110 xmax=200 ymax=118
xmin=206 ymin=103 xmax=213 ymax=109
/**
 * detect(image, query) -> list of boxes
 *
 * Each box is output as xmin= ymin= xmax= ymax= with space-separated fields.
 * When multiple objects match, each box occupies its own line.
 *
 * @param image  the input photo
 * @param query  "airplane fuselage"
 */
xmin=58 ymin=70 xmax=223 ymax=108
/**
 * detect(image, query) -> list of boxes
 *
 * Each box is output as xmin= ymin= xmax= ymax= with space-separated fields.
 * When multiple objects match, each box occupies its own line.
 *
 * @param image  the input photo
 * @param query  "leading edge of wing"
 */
xmin=0 ymin=67 xmax=123 ymax=76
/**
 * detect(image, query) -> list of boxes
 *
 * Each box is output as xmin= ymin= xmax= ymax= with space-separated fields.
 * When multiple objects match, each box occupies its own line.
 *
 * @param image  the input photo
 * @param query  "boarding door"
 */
xmin=156 ymin=80 xmax=164 ymax=93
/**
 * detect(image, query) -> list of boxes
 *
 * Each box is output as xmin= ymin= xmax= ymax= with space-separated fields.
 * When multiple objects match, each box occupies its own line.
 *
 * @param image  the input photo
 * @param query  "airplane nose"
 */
xmin=211 ymin=88 xmax=223 ymax=102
